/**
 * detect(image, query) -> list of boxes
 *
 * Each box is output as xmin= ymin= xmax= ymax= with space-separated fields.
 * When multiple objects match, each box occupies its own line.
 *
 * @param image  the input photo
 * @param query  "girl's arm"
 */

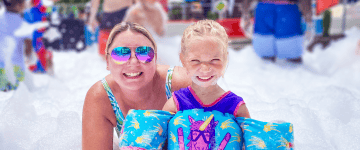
xmin=235 ymin=103 xmax=251 ymax=118
xmin=162 ymin=97 xmax=178 ymax=113
xmin=82 ymin=82 xmax=115 ymax=150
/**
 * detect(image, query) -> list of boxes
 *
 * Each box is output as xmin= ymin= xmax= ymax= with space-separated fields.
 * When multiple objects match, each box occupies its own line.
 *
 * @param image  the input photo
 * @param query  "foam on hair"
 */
xmin=181 ymin=19 xmax=228 ymax=54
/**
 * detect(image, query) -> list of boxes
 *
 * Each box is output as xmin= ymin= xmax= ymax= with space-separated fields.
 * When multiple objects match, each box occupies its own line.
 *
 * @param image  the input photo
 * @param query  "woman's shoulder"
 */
xmin=82 ymin=77 xmax=118 ymax=134
xmin=156 ymin=64 xmax=170 ymax=76
xmin=84 ymin=76 xmax=112 ymax=110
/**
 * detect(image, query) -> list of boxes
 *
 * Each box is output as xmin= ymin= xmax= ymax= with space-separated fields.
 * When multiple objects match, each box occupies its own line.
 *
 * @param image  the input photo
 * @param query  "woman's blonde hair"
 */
xmin=180 ymin=20 xmax=229 ymax=74
xmin=105 ymin=22 xmax=157 ymax=57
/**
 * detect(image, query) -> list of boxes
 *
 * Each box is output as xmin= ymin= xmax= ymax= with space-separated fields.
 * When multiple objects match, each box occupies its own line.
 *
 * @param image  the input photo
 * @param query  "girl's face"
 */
xmin=182 ymin=37 xmax=226 ymax=88
xmin=106 ymin=30 xmax=156 ymax=90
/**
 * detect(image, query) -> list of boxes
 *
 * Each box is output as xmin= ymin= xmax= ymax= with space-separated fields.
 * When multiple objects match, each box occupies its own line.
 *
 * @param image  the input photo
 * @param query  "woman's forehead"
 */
xmin=112 ymin=30 xmax=153 ymax=47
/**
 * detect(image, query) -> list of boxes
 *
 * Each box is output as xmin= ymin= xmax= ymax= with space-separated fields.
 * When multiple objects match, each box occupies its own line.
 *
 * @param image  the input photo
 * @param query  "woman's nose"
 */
xmin=127 ymin=51 xmax=140 ymax=65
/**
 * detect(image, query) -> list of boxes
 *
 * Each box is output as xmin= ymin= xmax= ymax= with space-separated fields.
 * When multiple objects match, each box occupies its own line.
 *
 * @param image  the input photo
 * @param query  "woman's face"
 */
xmin=106 ymin=30 xmax=156 ymax=90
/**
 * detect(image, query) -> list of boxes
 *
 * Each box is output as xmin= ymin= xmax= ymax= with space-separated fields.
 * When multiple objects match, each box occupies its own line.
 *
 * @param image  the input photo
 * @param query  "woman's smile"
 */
xmin=123 ymin=72 xmax=143 ymax=79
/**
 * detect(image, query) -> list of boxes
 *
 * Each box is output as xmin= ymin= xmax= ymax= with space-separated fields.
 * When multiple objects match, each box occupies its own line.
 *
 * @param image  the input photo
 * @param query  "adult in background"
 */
xmin=241 ymin=0 xmax=312 ymax=63
xmin=82 ymin=22 xmax=192 ymax=149
xmin=123 ymin=0 xmax=168 ymax=37
xmin=88 ymin=0 xmax=134 ymax=60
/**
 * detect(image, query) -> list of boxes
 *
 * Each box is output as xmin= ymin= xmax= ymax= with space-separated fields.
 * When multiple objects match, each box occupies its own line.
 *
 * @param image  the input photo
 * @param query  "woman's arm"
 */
xmin=82 ymin=82 xmax=115 ymax=150
xmin=171 ymin=66 xmax=192 ymax=92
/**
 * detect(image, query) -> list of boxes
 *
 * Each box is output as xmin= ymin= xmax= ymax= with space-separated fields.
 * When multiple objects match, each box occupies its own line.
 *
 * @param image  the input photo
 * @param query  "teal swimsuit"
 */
xmin=101 ymin=66 xmax=175 ymax=136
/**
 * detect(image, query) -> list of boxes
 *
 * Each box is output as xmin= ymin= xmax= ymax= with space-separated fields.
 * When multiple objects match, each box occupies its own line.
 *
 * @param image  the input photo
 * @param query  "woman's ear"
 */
xmin=105 ymin=55 xmax=110 ymax=70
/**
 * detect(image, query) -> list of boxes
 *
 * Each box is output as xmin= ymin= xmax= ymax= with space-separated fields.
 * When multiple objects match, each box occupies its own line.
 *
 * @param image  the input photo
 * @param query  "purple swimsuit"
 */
xmin=173 ymin=86 xmax=245 ymax=116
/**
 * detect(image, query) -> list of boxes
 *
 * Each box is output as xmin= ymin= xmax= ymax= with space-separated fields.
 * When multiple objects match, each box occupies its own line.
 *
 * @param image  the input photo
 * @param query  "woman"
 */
xmin=82 ymin=22 xmax=191 ymax=149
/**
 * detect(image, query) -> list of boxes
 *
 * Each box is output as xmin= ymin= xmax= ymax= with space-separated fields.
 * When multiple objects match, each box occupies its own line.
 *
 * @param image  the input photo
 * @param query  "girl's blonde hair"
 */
xmin=105 ymin=22 xmax=157 ymax=57
xmin=180 ymin=20 xmax=229 ymax=75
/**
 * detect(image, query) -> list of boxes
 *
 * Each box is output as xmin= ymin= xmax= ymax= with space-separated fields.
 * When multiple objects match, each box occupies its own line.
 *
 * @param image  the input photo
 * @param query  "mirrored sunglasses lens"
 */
xmin=135 ymin=46 xmax=155 ymax=63
xmin=111 ymin=47 xmax=131 ymax=64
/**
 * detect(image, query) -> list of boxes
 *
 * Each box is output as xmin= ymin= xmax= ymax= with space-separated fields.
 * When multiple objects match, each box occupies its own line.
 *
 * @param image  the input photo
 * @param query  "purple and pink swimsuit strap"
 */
xmin=173 ymin=86 xmax=245 ymax=116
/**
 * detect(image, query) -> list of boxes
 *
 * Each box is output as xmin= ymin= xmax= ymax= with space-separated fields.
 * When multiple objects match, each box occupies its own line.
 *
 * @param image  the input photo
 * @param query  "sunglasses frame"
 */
xmin=190 ymin=130 xmax=213 ymax=144
xmin=106 ymin=46 xmax=156 ymax=64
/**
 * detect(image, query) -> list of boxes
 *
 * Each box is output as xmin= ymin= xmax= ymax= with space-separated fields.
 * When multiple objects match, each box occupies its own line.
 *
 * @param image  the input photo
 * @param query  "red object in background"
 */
xmin=40 ymin=5 xmax=47 ymax=13
xmin=317 ymin=0 xmax=339 ymax=15
xmin=159 ymin=0 xmax=168 ymax=12
xmin=32 ymin=0 xmax=41 ymax=6
xmin=217 ymin=18 xmax=246 ymax=38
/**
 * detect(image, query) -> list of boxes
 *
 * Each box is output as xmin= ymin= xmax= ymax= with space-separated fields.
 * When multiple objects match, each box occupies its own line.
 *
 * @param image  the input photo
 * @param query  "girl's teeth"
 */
xmin=125 ymin=72 xmax=141 ymax=77
xmin=199 ymin=76 xmax=211 ymax=80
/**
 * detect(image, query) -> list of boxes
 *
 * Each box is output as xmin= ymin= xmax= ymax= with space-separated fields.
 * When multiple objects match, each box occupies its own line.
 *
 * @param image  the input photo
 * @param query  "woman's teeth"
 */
xmin=124 ymin=72 xmax=141 ymax=77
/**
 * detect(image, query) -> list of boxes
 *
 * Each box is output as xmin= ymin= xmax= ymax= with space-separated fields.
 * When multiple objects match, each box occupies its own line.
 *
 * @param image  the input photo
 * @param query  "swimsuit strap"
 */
xmin=101 ymin=78 xmax=125 ymax=136
xmin=165 ymin=66 xmax=175 ymax=99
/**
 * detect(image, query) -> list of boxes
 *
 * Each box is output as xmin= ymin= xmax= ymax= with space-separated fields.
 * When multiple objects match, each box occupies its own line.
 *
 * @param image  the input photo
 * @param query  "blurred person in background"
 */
xmin=123 ymin=0 xmax=168 ymax=37
xmin=82 ymin=22 xmax=192 ymax=150
xmin=23 ymin=0 xmax=55 ymax=74
xmin=0 ymin=0 xmax=47 ymax=91
xmin=88 ymin=0 xmax=133 ymax=60
xmin=83 ymin=2 xmax=99 ymax=47
xmin=240 ymin=0 xmax=312 ymax=63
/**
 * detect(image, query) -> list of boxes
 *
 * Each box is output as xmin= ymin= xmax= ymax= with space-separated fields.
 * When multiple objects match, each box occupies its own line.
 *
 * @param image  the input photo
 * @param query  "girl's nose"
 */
xmin=199 ymin=63 xmax=212 ymax=73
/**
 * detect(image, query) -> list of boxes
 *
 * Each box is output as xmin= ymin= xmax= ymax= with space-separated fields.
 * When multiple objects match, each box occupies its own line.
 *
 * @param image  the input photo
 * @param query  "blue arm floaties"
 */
xmin=119 ymin=109 xmax=294 ymax=150
xmin=168 ymin=109 xmax=243 ymax=150
xmin=236 ymin=117 xmax=294 ymax=150
xmin=119 ymin=109 xmax=174 ymax=150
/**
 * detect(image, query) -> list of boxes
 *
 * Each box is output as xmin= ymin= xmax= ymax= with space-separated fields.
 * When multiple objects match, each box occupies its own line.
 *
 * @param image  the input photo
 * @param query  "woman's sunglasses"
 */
xmin=107 ymin=46 xmax=155 ymax=64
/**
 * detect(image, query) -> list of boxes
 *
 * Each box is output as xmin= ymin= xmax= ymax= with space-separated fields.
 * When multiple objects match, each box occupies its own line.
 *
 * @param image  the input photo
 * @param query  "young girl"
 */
xmin=118 ymin=20 xmax=293 ymax=150
xmin=162 ymin=19 xmax=250 ymax=119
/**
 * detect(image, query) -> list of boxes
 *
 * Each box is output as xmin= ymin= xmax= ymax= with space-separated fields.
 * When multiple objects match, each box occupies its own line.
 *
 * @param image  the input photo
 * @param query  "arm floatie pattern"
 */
xmin=119 ymin=109 xmax=174 ymax=150
xmin=119 ymin=109 xmax=294 ymax=150
xmin=168 ymin=109 xmax=243 ymax=150
xmin=236 ymin=117 xmax=294 ymax=150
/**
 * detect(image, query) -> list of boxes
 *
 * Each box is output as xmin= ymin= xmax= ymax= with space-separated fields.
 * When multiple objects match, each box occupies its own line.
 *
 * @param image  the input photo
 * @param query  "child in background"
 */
xmin=0 ymin=0 xmax=30 ymax=91
xmin=162 ymin=19 xmax=250 ymax=118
